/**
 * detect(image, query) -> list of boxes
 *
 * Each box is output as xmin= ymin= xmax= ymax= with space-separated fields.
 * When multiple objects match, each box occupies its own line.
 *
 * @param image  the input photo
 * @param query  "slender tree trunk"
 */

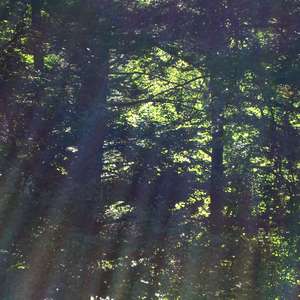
xmin=209 ymin=83 xmax=225 ymax=232
xmin=28 ymin=0 xmax=45 ymax=179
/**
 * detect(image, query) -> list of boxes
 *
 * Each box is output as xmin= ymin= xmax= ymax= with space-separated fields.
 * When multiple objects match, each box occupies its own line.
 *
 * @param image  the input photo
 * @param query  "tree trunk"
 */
xmin=68 ymin=47 xmax=110 ymax=233
xmin=209 ymin=84 xmax=225 ymax=232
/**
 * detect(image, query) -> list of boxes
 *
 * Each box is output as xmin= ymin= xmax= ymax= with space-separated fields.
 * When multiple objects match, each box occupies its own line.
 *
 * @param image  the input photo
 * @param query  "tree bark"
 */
xmin=209 ymin=83 xmax=225 ymax=232
xmin=68 ymin=47 xmax=110 ymax=233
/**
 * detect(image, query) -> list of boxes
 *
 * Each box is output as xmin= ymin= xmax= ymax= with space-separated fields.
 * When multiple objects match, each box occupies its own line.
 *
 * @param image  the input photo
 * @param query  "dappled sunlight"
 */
xmin=0 ymin=0 xmax=299 ymax=299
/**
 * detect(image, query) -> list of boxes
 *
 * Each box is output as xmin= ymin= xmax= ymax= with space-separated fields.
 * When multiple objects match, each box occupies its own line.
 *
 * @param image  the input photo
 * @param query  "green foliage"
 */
xmin=0 ymin=0 xmax=299 ymax=299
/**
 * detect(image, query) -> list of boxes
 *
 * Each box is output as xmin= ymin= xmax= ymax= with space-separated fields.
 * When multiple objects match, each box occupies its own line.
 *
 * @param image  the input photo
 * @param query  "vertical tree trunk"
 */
xmin=69 ymin=47 xmax=110 ymax=233
xmin=209 ymin=83 xmax=225 ymax=232
xmin=63 ymin=48 xmax=110 ymax=298
xmin=28 ymin=0 xmax=45 ymax=179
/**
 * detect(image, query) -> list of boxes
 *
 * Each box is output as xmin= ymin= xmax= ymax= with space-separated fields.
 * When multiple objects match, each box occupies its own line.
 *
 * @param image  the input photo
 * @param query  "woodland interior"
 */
xmin=0 ymin=0 xmax=299 ymax=299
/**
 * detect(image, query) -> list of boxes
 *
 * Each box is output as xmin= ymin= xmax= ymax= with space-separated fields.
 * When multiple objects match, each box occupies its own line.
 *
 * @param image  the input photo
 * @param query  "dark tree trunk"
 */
xmin=68 ymin=47 xmax=110 ymax=233
xmin=209 ymin=85 xmax=225 ymax=232
xmin=58 ymin=48 xmax=110 ymax=297
xmin=27 ymin=0 xmax=46 ymax=185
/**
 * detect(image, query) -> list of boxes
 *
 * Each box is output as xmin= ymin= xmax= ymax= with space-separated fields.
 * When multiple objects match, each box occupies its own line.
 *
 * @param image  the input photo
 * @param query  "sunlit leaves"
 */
xmin=104 ymin=201 xmax=134 ymax=220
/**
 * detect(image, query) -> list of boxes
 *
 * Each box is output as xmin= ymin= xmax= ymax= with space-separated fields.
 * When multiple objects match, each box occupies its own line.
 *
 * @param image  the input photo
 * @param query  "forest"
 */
xmin=0 ymin=0 xmax=299 ymax=299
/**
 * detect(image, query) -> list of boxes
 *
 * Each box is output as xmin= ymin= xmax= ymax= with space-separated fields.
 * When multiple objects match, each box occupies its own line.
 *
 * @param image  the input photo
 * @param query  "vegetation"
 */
xmin=0 ymin=0 xmax=299 ymax=299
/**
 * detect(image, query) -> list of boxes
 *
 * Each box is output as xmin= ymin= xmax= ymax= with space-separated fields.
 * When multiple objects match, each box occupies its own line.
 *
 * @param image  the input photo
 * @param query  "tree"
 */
xmin=0 ymin=0 xmax=299 ymax=299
